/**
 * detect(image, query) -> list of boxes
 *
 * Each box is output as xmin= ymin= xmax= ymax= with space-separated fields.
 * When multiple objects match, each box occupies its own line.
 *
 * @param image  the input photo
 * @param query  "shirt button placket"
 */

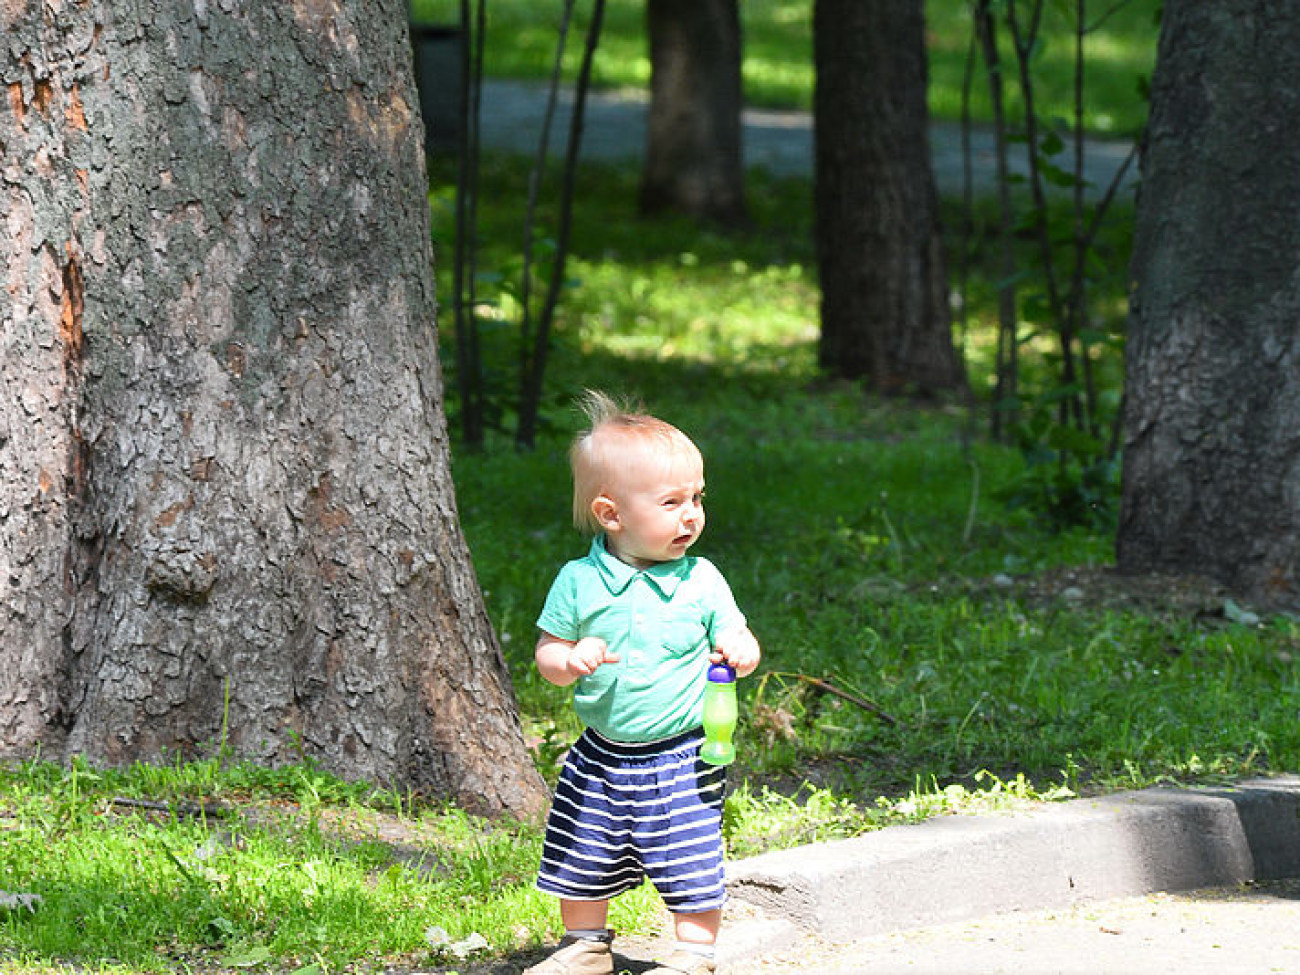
xmin=628 ymin=578 xmax=647 ymax=665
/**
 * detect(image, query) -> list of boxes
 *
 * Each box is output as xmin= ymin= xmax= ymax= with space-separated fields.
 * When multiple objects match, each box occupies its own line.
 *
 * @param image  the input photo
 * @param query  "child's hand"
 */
xmin=567 ymin=637 xmax=621 ymax=677
xmin=535 ymin=632 xmax=619 ymax=687
xmin=711 ymin=626 xmax=761 ymax=678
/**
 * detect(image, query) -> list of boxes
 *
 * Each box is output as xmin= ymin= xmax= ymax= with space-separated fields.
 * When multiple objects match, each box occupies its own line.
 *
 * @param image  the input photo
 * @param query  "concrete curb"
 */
xmin=725 ymin=776 xmax=1300 ymax=943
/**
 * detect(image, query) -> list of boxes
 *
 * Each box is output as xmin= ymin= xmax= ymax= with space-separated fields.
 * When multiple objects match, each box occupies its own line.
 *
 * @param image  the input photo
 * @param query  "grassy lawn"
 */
xmin=410 ymin=0 xmax=1160 ymax=134
xmin=4 ymin=6 xmax=1285 ymax=973
xmin=439 ymin=159 xmax=1298 ymax=811
xmin=0 ymin=759 xmax=606 ymax=973
xmin=431 ymin=139 xmax=1300 ymax=960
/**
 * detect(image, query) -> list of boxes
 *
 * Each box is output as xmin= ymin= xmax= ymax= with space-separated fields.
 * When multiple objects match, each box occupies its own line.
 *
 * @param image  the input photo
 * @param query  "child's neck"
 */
xmin=605 ymin=536 xmax=660 ymax=570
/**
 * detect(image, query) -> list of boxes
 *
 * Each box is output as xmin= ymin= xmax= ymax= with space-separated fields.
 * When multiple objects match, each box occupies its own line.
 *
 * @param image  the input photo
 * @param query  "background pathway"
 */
xmin=467 ymin=78 xmax=1139 ymax=200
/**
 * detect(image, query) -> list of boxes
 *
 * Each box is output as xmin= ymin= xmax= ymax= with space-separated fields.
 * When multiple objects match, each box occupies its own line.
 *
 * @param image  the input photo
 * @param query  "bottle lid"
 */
xmin=707 ymin=663 xmax=736 ymax=683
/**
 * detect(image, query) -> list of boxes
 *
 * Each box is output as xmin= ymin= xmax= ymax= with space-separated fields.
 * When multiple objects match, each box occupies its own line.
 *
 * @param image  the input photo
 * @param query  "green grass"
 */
xmin=455 ymin=358 xmax=1300 ymax=808
xmin=410 ymin=0 xmax=1160 ymax=134
xmin=0 ymin=758 xmax=670 ymax=972
xmin=435 ymin=145 xmax=1300 ymax=838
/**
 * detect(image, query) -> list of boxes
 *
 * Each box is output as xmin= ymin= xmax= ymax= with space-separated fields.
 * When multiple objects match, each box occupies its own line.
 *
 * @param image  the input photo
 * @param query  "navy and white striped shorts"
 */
xmin=536 ymin=727 xmax=727 ymax=914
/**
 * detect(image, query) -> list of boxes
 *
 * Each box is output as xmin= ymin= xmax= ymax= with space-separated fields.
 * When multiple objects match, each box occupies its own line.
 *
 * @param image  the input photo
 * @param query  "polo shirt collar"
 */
xmin=590 ymin=535 xmax=689 ymax=598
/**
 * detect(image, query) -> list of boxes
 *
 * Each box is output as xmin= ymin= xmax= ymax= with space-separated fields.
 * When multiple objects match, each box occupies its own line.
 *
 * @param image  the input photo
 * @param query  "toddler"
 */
xmin=524 ymin=391 xmax=761 ymax=975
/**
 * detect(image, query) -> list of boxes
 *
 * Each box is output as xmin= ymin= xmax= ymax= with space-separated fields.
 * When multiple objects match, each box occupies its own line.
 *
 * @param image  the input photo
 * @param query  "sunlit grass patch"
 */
xmin=0 ymin=759 xmax=646 ymax=973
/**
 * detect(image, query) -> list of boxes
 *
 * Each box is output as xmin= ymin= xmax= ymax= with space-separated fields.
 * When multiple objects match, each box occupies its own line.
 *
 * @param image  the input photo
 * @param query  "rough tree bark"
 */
xmin=1118 ymin=2 xmax=1300 ymax=610
xmin=639 ymin=0 xmax=747 ymax=226
xmin=1 ymin=0 xmax=546 ymax=818
xmin=813 ymin=0 xmax=965 ymax=394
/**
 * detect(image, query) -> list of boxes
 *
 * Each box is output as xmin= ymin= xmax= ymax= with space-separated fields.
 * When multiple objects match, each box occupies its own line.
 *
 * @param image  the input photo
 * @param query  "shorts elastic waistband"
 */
xmin=582 ymin=726 xmax=704 ymax=758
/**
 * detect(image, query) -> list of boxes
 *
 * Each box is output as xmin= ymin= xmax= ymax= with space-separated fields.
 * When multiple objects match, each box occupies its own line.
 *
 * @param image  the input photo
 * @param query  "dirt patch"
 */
xmin=962 ymin=565 xmax=1239 ymax=619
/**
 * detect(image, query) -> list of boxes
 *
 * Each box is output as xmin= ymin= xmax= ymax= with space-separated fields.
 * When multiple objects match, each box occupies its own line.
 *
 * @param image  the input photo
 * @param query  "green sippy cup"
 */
xmin=700 ymin=663 xmax=738 ymax=766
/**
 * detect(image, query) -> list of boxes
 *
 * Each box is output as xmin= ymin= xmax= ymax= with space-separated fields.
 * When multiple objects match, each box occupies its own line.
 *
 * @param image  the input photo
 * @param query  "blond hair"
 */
xmin=569 ymin=390 xmax=701 ymax=533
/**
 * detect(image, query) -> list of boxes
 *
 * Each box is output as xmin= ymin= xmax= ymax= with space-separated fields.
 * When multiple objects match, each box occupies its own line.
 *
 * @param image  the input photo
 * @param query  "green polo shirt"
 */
xmin=537 ymin=535 xmax=747 ymax=742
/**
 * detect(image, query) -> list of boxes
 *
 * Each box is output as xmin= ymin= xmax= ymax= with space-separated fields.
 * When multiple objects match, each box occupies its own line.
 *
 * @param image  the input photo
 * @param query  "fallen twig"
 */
xmin=797 ymin=674 xmax=900 ymax=727
xmin=110 ymin=796 xmax=229 ymax=819
xmin=761 ymin=671 xmax=900 ymax=727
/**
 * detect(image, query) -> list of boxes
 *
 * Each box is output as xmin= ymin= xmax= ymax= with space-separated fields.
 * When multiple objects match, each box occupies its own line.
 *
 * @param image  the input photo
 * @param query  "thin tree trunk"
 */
xmin=973 ymin=0 xmax=1021 ymax=437
xmin=452 ymin=0 xmax=488 ymax=449
xmin=516 ymin=0 xmax=606 ymax=451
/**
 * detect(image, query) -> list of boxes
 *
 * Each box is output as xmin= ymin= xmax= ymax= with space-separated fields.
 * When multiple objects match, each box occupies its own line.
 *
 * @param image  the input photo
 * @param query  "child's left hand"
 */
xmin=710 ymin=625 xmax=761 ymax=679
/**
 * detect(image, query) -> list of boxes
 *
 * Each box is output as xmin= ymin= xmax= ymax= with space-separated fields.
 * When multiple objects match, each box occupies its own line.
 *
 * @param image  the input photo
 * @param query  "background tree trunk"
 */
xmin=639 ymin=0 xmax=747 ymax=226
xmin=1 ymin=0 xmax=546 ymax=819
xmin=813 ymin=0 xmax=965 ymax=394
xmin=1118 ymin=2 xmax=1300 ymax=610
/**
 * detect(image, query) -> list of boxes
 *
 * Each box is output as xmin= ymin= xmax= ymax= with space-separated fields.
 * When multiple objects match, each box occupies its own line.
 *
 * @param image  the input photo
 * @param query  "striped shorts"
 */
xmin=536 ymin=727 xmax=727 ymax=914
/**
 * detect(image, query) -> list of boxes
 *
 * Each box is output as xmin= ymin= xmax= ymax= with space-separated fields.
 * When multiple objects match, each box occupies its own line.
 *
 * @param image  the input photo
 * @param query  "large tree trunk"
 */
xmin=639 ymin=0 xmax=747 ymax=226
xmin=813 ymin=0 xmax=965 ymax=394
xmin=1118 ymin=2 xmax=1300 ymax=610
xmin=1 ymin=0 xmax=546 ymax=819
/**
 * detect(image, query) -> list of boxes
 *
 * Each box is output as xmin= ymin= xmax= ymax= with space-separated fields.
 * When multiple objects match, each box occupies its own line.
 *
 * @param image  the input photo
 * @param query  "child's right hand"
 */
xmin=535 ymin=631 xmax=620 ymax=686
xmin=567 ymin=637 xmax=621 ymax=677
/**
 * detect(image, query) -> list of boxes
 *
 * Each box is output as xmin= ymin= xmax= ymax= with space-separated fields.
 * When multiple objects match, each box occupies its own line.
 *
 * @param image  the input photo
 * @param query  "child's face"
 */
xmin=598 ymin=446 xmax=706 ymax=569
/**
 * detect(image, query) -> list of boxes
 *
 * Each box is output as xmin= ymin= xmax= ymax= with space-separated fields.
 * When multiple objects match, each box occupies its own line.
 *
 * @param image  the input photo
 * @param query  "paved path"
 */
xmin=473 ymin=779 xmax=1300 ymax=974
xmin=723 ymin=880 xmax=1300 ymax=974
xmin=440 ymin=881 xmax=1300 ymax=975
xmin=710 ymin=778 xmax=1300 ymax=973
xmin=472 ymin=78 xmax=1139 ymax=200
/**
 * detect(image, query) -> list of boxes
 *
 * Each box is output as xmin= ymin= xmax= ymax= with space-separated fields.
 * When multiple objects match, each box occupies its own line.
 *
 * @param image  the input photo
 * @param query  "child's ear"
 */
xmin=591 ymin=495 xmax=619 ymax=531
